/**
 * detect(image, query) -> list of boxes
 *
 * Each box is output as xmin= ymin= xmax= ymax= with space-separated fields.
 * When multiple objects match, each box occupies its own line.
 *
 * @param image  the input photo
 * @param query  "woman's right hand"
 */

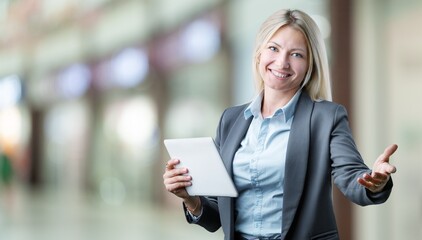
xmin=163 ymin=158 xmax=192 ymax=199
xmin=163 ymin=158 xmax=202 ymax=216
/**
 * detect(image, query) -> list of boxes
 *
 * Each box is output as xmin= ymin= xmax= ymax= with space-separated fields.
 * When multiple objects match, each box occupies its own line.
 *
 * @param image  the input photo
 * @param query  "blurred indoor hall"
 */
xmin=1 ymin=0 xmax=422 ymax=240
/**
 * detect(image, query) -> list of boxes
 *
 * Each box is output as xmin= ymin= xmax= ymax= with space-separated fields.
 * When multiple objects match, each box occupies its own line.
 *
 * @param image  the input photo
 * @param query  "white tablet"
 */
xmin=164 ymin=137 xmax=238 ymax=197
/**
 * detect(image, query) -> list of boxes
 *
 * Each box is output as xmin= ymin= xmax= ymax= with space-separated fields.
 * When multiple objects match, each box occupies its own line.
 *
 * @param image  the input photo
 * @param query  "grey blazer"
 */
xmin=184 ymin=91 xmax=393 ymax=240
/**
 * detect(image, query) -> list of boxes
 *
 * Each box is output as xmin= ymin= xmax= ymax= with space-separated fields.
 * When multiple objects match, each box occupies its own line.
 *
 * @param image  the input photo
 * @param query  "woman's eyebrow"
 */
xmin=268 ymin=41 xmax=306 ymax=52
xmin=268 ymin=41 xmax=283 ymax=49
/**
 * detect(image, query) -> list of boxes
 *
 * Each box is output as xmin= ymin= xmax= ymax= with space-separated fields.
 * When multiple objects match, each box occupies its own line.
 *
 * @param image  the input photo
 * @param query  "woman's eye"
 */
xmin=269 ymin=46 xmax=277 ymax=52
xmin=291 ymin=52 xmax=303 ymax=58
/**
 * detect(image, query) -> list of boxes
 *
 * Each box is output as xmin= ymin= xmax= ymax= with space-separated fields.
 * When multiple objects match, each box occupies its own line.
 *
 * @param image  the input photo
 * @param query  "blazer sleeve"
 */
xmin=330 ymin=105 xmax=393 ymax=206
xmin=182 ymin=108 xmax=235 ymax=232
xmin=183 ymin=196 xmax=221 ymax=232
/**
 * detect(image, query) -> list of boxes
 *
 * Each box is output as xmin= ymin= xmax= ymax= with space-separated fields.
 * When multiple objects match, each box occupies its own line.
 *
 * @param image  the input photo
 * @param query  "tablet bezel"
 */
xmin=164 ymin=137 xmax=238 ymax=197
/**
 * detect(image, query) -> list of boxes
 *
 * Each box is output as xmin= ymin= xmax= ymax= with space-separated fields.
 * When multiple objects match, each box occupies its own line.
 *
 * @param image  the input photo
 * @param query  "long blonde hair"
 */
xmin=252 ymin=9 xmax=332 ymax=101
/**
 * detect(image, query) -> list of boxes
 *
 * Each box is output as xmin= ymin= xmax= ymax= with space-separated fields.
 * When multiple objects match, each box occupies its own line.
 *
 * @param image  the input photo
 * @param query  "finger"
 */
xmin=380 ymin=164 xmax=397 ymax=174
xmin=357 ymin=177 xmax=374 ymax=189
xmin=164 ymin=174 xmax=192 ymax=185
xmin=165 ymin=181 xmax=192 ymax=193
xmin=373 ymin=162 xmax=397 ymax=175
xmin=389 ymin=166 xmax=397 ymax=174
xmin=163 ymin=167 xmax=188 ymax=179
xmin=362 ymin=173 xmax=383 ymax=185
xmin=357 ymin=177 xmax=382 ymax=192
xmin=371 ymin=172 xmax=389 ymax=181
xmin=166 ymin=158 xmax=181 ymax=170
xmin=378 ymin=144 xmax=398 ymax=163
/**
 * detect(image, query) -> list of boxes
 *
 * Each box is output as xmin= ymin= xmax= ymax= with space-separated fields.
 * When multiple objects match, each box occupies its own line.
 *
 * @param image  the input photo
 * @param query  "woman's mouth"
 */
xmin=271 ymin=69 xmax=292 ymax=78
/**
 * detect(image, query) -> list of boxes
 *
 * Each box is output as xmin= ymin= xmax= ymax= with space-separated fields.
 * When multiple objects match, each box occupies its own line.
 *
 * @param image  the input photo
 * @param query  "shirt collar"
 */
xmin=244 ymin=89 xmax=302 ymax=122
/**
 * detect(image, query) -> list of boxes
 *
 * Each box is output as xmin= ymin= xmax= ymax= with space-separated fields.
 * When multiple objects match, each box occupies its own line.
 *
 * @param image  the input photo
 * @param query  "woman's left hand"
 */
xmin=357 ymin=144 xmax=398 ymax=193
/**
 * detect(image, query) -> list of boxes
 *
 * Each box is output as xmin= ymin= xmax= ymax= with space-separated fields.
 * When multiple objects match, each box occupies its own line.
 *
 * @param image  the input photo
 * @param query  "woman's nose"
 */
xmin=275 ymin=54 xmax=290 ymax=69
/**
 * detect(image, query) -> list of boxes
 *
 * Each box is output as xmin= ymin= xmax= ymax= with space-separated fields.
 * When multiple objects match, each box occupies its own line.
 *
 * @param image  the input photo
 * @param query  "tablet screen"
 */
xmin=164 ymin=137 xmax=238 ymax=197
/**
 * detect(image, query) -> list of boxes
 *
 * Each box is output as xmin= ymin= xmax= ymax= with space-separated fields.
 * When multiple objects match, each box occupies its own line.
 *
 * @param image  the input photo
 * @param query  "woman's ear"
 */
xmin=256 ymin=52 xmax=261 ymax=64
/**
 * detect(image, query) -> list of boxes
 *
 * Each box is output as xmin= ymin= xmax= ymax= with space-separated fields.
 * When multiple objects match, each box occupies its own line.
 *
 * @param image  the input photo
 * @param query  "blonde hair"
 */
xmin=252 ymin=9 xmax=332 ymax=101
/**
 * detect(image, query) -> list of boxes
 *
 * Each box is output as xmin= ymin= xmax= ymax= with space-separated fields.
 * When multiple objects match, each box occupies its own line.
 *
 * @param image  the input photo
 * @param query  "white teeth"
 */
xmin=272 ymin=70 xmax=289 ymax=78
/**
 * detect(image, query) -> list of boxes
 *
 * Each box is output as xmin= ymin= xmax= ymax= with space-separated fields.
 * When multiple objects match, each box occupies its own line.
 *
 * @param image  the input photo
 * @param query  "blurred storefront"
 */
xmin=0 ymin=0 xmax=228 ymax=197
xmin=0 ymin=0 xmax=421 ymax=239
xmin=0 ymin=1 xmax=229 ymax=239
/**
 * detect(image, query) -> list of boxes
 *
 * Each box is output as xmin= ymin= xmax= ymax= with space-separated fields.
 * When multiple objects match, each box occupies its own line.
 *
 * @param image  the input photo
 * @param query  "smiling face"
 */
xmin=258 ymin=25 xmax=309 ymax=97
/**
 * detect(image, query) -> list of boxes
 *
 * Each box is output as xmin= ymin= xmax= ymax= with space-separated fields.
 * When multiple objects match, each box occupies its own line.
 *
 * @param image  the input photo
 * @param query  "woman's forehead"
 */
xmin=266 ymin=26 xmax=308 ymax=49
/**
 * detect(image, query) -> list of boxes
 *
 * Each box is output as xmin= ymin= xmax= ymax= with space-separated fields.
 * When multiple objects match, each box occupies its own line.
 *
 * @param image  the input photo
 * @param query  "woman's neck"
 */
xmin=261 ymin=89 xmax=297 ymax=118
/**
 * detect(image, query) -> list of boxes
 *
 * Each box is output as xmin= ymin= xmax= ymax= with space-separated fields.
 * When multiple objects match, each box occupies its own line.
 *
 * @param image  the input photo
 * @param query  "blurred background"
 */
xmin=0 ymin=0 xmax=421 ymax=239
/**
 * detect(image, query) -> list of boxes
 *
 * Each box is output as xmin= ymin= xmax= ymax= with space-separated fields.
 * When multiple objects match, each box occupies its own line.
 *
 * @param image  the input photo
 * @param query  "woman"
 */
xmin=163 ymin=9 xmax=397 ymax=240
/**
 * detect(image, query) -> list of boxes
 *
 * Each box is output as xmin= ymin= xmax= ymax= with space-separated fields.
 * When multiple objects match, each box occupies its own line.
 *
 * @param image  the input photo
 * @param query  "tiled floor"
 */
xmin=0 ymin=184 xmax=223 ymax=240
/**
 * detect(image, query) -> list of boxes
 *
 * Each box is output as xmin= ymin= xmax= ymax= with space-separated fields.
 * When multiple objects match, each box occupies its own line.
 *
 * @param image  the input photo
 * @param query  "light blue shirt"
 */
xmin=232 ymin=90 xmax=301 ymax=238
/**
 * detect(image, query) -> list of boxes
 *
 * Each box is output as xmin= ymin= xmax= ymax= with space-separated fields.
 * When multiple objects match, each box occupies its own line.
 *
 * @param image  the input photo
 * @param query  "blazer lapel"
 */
xmin=281 ymin=92 xmax=314 ymax=238
xmin=219 ymin=107 xmax=252 ymax=240
xmin=220 ymin=111 xmax=252 ymax=173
